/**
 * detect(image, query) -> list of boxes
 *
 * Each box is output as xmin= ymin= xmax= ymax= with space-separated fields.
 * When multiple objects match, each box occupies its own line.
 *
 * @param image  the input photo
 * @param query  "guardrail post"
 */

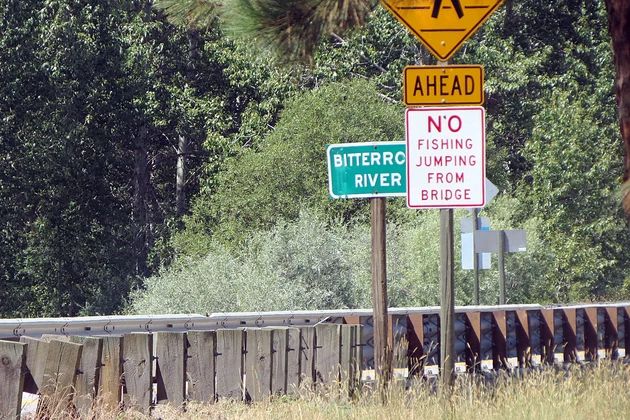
xmin=0 ymin=340 xmax=26 ymax=420
xmin=604 ymin=307 xmax=619 ymax=359
xmin=298 ymin=327 xmax=316 ymax=388
xmin=618 ymin=307 xmax=628 ymax=358
xmin=423 ymin=313 xmax=440 ymax=376
xmin=314 ymin=324 xmax=341 ymax=385
xmin=71 ymin=336 xmax=104 ymax=415
xmin=540 ymin=309 xmax=566 ymax=364
xmin=492 ymin=310 xmax=515 ymax=370
xmin=582 ymin=308 xmax=599 ymax=361
xmin=155 ymin=332 xmax=186 ymax=408
xmin=407 ymin=314 xmax=424 ymax=377
xmin=270 ymin=328 xmax=289 ymax=396
xmin=215 ymin=329 xmax=244 ymax=400
xmin=186 ymin=330 xmax=216 ymax=403
xmin=244 ymin=328 xmax=273 ymax=402
xmin=286 ymin=328 xmax=300 ymax=393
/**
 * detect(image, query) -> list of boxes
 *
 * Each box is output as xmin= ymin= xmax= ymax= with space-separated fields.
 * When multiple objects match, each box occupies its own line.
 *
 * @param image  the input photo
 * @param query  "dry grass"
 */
xmin=26 ymin=361 xmax=630 ymax=420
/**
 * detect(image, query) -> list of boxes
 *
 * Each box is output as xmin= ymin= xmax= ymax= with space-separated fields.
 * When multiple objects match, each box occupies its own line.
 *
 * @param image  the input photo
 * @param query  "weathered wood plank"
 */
xmin=340 ymin=325 xmax=353 ymax=384
xmin=270 ymin=328 xmax=288 ymax=395
xmin=155 ymin=332 xmax=186 ymax=408
xmin=353 ymin=325 xmax=363 ymax=386
xmin=122 ymin=333 xmax=153 ymax=413
xmin=186 ymin=330 xmax=216 ymax=403
xmin=286 ymin=328 xmax=300 ymax=393
xmin=245 ymin=328 xmax=273 ymax=402
xmin=215 ymin=329 xmax=243 ymax=400
xmin=41 ymin=340 xmax=83 ymax=397
xmin=37 ymin=340 xmax=83 ymax=417
xmin=349 ymin=325 xmax=363 ymax=394
xmin=315 ymin=324 xmax=341 ymax=384
xmin=70 ymin=336 xmax=103 ymax=415
xmin=0 ymin=340 xmax=26 ymax=420
xmin=98 ymin=335 xmax=123 ymax=410
xmin=41 ymin=334 xmax=71 ymax=342
xmin=298 ymin=327 xmax=315 ymax=387
xmin=19 ymin=336 xmax=48 ymax=394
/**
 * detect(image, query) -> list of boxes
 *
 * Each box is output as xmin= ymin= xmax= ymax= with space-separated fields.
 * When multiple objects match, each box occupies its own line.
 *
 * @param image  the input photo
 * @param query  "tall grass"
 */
xmin=27 ymin=361 xmax=630 ymax=419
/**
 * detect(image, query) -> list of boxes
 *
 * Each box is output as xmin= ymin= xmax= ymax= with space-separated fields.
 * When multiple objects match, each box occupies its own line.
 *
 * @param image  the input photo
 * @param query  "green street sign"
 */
xmin=326 ymin=141 xmax=407 ymax=199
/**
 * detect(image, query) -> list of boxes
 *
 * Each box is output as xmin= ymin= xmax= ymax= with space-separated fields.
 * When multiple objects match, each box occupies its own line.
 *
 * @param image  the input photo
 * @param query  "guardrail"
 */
xmin=5 ymin=302 xmax=630 ymax=370
xmin=0 ymin=324 xmax=361 ymax=419
xmin=2 ymin=302 xmax=630 ymax=418
xmin=0 ymin=304 xmax=544 ymax=339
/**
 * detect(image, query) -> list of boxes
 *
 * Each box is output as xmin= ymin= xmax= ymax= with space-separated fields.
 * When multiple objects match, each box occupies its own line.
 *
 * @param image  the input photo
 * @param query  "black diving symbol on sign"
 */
xmin=432 ymin=0 xmax=464 ymax=19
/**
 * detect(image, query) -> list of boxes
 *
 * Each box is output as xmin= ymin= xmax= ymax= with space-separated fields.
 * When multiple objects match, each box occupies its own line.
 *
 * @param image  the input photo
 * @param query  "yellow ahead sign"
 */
xmin=403 ymin=65 xmax=484 ymax=106
xmin=382 ymin=0 xmax=504 ymax=61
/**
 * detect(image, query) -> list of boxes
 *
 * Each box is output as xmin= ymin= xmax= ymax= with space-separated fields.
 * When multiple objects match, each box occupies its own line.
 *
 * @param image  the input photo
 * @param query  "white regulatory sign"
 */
xmin=406 ymin=107 xmax=486 ymax=209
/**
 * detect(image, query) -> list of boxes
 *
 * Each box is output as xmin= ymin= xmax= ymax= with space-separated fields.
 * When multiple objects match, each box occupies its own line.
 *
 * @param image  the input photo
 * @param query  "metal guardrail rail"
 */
xmin=0 ymin=303 xmax=568 ymax=339
xmin=3 ymin=302 xmax=630 ymax=374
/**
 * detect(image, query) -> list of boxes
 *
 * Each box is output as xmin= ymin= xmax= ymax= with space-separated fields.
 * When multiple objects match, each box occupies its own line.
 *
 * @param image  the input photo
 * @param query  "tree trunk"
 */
xmin=604 ymin=1 xmax=630 ymax=213
xmin=175 ymin=29 xmax=201 ymax=219
xmin=176 ymin=133 xmax=187 ymax=217
xmin=133 ymin=125 xmax=149 ymax=277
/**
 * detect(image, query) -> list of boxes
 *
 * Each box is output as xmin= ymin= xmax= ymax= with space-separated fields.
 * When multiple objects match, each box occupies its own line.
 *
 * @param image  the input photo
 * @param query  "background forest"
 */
xmin=1 ymin=0 xmax=629 ymax=318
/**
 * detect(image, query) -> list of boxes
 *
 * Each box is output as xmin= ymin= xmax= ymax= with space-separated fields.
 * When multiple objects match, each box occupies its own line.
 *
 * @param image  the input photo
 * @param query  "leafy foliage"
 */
xmin=180 ymin=78 xmax=405 ymax=252
xmin=131 ymin=210 xmax=366 ymax=313
xmin=2 ymin=0 xmax=630 ymax=317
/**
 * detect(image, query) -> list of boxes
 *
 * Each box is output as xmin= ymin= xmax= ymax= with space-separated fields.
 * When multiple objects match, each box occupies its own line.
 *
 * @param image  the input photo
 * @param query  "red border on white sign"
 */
xmin=406 ymin=107 xmax=486 ymax=209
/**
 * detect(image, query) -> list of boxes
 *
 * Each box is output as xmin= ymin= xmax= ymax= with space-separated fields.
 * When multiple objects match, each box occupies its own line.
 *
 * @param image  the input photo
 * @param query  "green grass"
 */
xmin=28 ymin=361 xmax=630 ymax=419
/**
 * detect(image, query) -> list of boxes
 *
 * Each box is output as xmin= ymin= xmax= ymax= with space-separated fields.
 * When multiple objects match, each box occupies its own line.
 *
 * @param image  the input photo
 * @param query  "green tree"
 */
xmin=0 ymin=0 xmax=295 ymax=316
xmin=180 ymin=78 xmax=405 ymax=252
xmin=0 ymin=0 xmax=136 ymax=316
xmin=517 ymin=89 xmax=630 ymax=300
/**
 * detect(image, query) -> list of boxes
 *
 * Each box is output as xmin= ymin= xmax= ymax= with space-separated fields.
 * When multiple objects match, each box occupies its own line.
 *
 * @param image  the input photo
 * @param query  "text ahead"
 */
xmin=404 ymin=65 xmax=484 ymax=106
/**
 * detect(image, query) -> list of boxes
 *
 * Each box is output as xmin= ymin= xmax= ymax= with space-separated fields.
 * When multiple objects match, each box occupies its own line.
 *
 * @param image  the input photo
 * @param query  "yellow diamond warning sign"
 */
xmin=382 ymin=0 xmax=505 ymax=61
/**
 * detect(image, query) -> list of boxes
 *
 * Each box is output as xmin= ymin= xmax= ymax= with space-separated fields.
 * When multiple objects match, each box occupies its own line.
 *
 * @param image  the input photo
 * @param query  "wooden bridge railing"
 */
xmin=3 ymin=302 xmax=630 ymax=418
xmin=0 ymin=324 xmax=362 ymax=419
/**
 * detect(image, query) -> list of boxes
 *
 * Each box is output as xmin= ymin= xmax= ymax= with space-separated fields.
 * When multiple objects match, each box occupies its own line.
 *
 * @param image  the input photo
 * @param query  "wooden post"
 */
xmin=298 ymin=327 xmax=316 ymax=389
xmin=285 ymin=328 xmax=301 ymax=393
xmin=270 ymin=328 xmax=288 ymax=395
xmin=38 ymin=340 xmax=83 ymax=417
xmin=19 ymin=337 xmax=48 ymax=394
xmin=314 ymin=324 xmax=341 ymax=385
xmin=186 ymin=330 xmax=216 ymax=403
xmin=498 ymin=230 xmax=506 ymax=304
xmin=435 ymin=57 xmax=456 ymax=390
xmin=122 ymin=333 xmax=153 ymax=413
xmin=0 ymin=340 xmax=26 ymax=420
xmin=155 ymin=332 xmax=186 ymax=408
xmin=71 ymin=336 xmax=103 ymax=415
xmin=98 ymin=335 xmax=123 ymax=411
xmin=244 ymin=329 xmax=273 ymax=402
xmin=371 ymin=197 xmax=391 ymax=387
xmin=215 ymin=329 xmax=244 ymax=400
xmin=440 ymin=208 xmax=456 ymax=389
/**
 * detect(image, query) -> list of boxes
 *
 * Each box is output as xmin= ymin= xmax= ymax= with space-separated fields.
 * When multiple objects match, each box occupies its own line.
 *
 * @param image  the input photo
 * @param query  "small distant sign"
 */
xmin=327 ymin=142 xmax=406 ymax=199
xmin=461 ymin=217 xmax=490 ymax=270
xmin=404 ymin=65 xmax=484 ymax=106
xmin=474 ymin=230 xmax=527 ymax=253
